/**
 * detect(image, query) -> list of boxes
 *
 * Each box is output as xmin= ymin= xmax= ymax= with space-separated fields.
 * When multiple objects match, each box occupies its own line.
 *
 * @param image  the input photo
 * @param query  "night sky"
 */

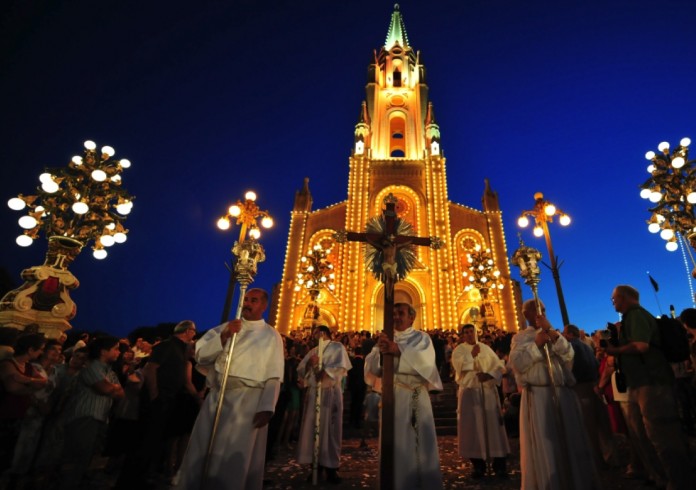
xmin=2 ymin=0 xmax=696 ymax=338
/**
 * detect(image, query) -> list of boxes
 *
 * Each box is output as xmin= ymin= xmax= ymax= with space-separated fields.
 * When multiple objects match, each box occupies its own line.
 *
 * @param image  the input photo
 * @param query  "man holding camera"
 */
xmin=603 ymin=285 xmax=691 ymax=490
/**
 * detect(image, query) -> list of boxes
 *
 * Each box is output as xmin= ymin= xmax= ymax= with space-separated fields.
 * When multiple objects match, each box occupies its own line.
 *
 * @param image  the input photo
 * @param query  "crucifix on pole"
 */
xmin=334 ymin=194 xmax=442 ymax=489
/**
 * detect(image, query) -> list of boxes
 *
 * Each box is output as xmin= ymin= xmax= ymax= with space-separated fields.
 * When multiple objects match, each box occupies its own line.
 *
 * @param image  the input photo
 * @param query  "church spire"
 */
xmin=425 ymin=102 xmax=441 ymax=156
xmin=384 ymin=4 xmax=409 ymax=50
xmin=354 ymin=101 xmax=371 ymax=156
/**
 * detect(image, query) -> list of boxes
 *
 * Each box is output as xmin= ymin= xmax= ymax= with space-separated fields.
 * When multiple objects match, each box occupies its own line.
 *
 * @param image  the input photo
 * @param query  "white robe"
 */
xmin=296 ymin=340 xmax=352 ymax=468
xmin=175 ymin=319 xmax=284 ymax=490
xmin=509 ymin=326 xmax=601 ymax=490
xmin=451 ymin=342 xmax=510 ymax=459
xmin=364 ymin=327 xmax=443 ymax=490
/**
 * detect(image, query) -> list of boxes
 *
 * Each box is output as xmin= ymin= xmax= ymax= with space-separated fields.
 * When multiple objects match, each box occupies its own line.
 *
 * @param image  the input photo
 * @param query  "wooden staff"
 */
xmin=312 ymin=337 xmax=327 ymax=485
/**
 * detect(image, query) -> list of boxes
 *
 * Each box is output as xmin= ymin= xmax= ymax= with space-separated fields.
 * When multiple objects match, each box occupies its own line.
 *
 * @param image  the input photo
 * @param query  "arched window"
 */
xmin=393 ymin=69 xmax=402 ymax=87
xmin=389 ymin=113 xmax=406 ymax=157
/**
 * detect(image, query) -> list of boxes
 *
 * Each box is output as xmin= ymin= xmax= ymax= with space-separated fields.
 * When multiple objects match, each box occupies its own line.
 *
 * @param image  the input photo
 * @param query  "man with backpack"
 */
xmin=603 ymin=285 xmax=691 ymax=489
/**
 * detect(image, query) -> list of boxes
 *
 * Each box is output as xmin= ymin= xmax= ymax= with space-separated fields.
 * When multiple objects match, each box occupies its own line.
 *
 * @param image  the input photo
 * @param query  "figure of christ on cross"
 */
xmin=334 ymin=194 xmax=441 ymax=490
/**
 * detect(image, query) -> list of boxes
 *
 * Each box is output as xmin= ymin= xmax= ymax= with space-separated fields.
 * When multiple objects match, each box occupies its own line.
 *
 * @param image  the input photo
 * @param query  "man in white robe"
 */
xmin=509 ymin=299 xmax=600 ymax=490
xmin=175 ymin=288 xmax=284 ymax=490
xmin=365 ymin=302 xmax=443 ymax=489
xmin=296 ymin=325 xmax=352 ymax=483
xmin=451 ymin=323 xmax=509 ymax=478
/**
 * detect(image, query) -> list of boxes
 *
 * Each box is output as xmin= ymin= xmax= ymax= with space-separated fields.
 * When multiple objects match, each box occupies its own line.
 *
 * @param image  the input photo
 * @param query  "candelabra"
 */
xmin=294 ymin=244 xmax=336 ymax=326
xmin=462 ymin=244 xmax=503 ymax=330
xmin=1 ymin=140 xmax=134 ymax=337
xmin=217 ymin=191 xmax=273 ymax=322
xmin=640 ymin=138 xmax=696 ymax=266
xmin=517 ymin=192 xmax=571 ymax=326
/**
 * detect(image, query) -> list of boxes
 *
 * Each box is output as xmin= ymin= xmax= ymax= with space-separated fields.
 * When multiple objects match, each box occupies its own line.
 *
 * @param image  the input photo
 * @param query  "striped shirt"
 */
xmin=64 ymin=360 xmax=120 ymax=423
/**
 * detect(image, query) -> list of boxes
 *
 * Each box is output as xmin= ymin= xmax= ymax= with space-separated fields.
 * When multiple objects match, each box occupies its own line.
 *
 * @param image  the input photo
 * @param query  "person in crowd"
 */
xmin=509 ymin=299 xmax=600 ymax=489
xmin=360 ymin=387 xmax=380 ymax=448
xmin=602 ymin=285 xmax=691 ymax=489
xmin=563 ymin=324 xmax=618 ymax=467
xmin=346 ymin=343 xmax=367 ymax=430
xmin=364 ymin=302 xmax=443 ymax=489
xmin=296 ymin=325 xmax=352 ymax=484
xmin=116 ymin=320 xmax=198 ymax=488
xmin=0 ymin=326 xmax=20 ymax=361
xmin=7 ymin=339 xmax=62 ymax=485
xmin=0 ymin=333 xmax=47 ymax=481
xmin=277 ymin=344 xmax=301 ymax=449
xmin=451 ymin=323 xmax=509 ymax=479
xmin=175 ymin=288 xmax=284 ymax=490
xmin=104 ymin=345 xmax=144 ymax=474
xmin=59 ymin=335 xmax=124 ymax=490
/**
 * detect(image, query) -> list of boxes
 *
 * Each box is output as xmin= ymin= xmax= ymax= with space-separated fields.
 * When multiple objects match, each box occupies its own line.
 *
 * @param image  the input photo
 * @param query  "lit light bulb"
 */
xmin=93 ymin=249 xmax=107 ymax=259
xmin=84 ymin=140 xmax=97 ymax=150
xmin=16 ymin=235 xmax=32 ymax=247
xmin=101 ymin=146 xmax=115 ymax=157
xmin=666 ymin=241 xmax=678 ymax=252
xmin=217 ymin=218 xmax=231 ymax=230
xmin=72 ymin=202 xmax=89 ymax=214
xmin=113 ymin=232 xmax=127 ymax=243
xmin=100 ymin=235 xmax=115 ymax=247
xmin=648 ymin=223 xmax=660 ymax=233
xmin=647 ymin=164 xmax=656 ymax=173
xmin=687 ymin=192 xmax=696 ymax=204
xmin=116 ymin=203 xmax=132 ymax=215
xmin=680 ymin=137 xmax=691 ymax=147
xmin=18 ymin=216 xmax=37 ymax=229
xmin=658 ymin=141 xmax=670 ymax=152
xmin=645 ymin=151 xmax=656 ymax=160
xmin=39 ymin=173 xmax=53 ymax=184
xmin=248 ymin=228 xmax=260 ymax=239
xmin=517 ymin=216 xmax=529 ymax=228
xmin=498 ymin=283 xmax=504 ymax=289
xmin=91 ymin=169 xmax=107 ymax=182
xmin=111 ymin=175 xmax=122 ymax=183
xmin=228 ymin=205 xmax=241 ymax=217
xmin=544 ymin=204 xmax=556 ymax=216
xmin=41 ymin=181 xmax=59 ymax=193
xmin=294 ymin=286 xmax=300 ymax=292
xmin=533 ymin=226 xmax=544 ymax=237
xmin=72 ymin=156 xmax=83 ymax=165
xmin=559 ymin=214 xmax=571 ymax=226
xmin=261 ymin=216 xmax=273 ymax=228
xmin=8 ymin=197 xmax=25 ymax=210
xmin=119 ymin=159 xmax=131 ymax=168
xmin=660 ymin=228 xmax=674 ymax=240
xmin=672 ymin=156 xmax=685 ymax=169
xmin=245 ymin=191 xmax=257 ymax=201
xmin=639 ymin=189 xmax=651 ymax=199
xmin=649 ymin=191 xmax=662 ymax=203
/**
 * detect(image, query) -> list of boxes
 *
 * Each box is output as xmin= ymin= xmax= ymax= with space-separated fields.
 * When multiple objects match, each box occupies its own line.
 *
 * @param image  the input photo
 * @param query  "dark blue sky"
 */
xmin=2 ymin=0 xmax=695 ymax=337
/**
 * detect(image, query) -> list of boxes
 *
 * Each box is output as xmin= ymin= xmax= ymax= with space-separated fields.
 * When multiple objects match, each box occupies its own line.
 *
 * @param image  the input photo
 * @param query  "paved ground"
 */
xmin=262 ymin=431 xmax=680 ymax=489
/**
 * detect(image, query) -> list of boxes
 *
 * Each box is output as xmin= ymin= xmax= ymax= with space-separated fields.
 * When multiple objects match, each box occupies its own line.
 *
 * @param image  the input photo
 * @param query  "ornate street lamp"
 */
xmin=294 ymin=243 xmax=336 ymax=327
xmin=517 ymin=192 xmax=571 ymax=326
xmin=462 ymin=243 xmax=504 ymax=331
xmin=640 ymin=138 xmax=696 ymax=265
xmin=1 ymin=140 xmax=134 ymax=337
xmin=216 ymin=191 xmax=273 ymax=322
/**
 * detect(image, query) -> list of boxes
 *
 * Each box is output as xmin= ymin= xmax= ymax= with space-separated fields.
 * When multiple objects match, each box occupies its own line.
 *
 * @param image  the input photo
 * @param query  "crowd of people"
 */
xmin=1 ymin=284 xmax=695 ymax=489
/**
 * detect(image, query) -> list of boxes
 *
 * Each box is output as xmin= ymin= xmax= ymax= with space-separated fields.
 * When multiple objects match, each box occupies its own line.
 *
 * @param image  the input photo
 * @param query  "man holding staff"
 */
xmin=509 ymin=299 xmax=599 ymax=490
xmin=175 ymin=288 xmax=284 ymax=490
xmin=451 ymin=323 xmax=509 ymax=479
xmin=296 ymin=325 xmax=351 ymax=484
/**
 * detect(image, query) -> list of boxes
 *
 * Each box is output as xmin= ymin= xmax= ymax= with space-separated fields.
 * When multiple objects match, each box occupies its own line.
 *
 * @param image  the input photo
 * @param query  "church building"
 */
xmin=271 ymin=5 xmax=522 ymax=334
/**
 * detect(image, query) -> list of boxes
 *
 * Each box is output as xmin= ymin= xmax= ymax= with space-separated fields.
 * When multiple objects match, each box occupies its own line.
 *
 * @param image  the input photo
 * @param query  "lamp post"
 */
xmin=216 ymin=191 xmax=273 ymax=323
xmin=294 ymin=243 xmax=336 ymax=327
xmin=640 ymin=138 xmax=696 ymax=273
xmin=462 ymin=243 xmax=504 ymax=332
xmin=1 ymin=140 xmax=134 ymax=337
xmin=517 ymin=192 xmax=571 ymax=326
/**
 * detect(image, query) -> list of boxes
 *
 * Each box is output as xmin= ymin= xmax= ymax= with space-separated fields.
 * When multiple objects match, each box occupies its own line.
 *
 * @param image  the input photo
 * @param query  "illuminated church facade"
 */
xmin=271 ymin=6 xmax=522 ymax=334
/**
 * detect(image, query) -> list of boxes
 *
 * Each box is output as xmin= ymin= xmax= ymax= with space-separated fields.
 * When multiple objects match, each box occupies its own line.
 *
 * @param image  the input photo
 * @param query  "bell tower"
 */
xmin=271 ymin=5 xmax=520 ymax=334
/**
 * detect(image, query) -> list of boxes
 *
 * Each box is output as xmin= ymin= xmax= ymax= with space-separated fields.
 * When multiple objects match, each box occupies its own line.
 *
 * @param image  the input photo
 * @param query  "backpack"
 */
xmin=655 ymin=316 xmax=691 ymax=363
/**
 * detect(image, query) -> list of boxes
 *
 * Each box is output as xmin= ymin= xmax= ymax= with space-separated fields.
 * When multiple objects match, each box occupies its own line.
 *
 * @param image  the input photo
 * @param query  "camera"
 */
xmin=598 ymin=322 xmax=619 ymax=348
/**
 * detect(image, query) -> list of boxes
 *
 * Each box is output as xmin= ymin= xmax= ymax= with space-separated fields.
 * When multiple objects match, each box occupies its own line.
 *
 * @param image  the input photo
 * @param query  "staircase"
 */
xmin=431 ymin=382 xmax=458 ymax=436
xmin=342 ymin=381 xmax=459 ymax=437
